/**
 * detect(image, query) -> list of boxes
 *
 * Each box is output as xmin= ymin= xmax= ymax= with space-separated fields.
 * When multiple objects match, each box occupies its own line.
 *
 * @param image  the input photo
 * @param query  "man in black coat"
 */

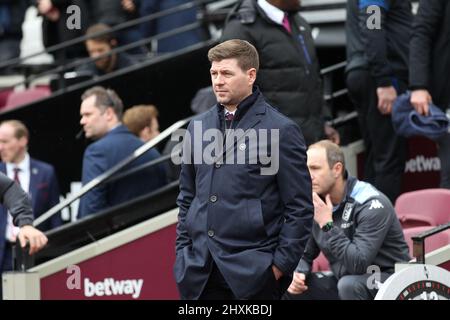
xmin=409 ymin=0 xmax=450 ymax=189
xmin=174 ymin=39 xmax=313 ymax=300
xmin=345 ymin=0 xmax=413 ymax=203
xmin=221 ymin=0 xmax=338 ymax=146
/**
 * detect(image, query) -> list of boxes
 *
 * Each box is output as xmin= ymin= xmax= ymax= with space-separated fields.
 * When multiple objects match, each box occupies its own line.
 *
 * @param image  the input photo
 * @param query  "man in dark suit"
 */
xmin=77 ymin=86 xmax=166 ymax=218
xmin=174 ymin=39 xmax=313 ymax=300
xmin=0 ymin=120 xmax=62 ymax=234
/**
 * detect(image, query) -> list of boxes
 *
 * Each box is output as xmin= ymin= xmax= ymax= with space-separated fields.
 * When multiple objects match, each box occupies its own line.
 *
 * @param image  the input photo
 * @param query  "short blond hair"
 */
xmin=309 ymin=140 xmax=346 ymax=178
xmin=0 ymin=120 xmax=29 ymax=140
xmin=123 ymin=105 xmax=159 ymax=136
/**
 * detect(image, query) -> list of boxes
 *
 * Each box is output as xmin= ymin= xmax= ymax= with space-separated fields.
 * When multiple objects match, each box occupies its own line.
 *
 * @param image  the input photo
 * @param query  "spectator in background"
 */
xmin=0 ymin=0 xmax=28 ymax=63
xmin=283 ymin=140 xmax=410 ymax=300
xmin=0 ymin=120 xmax=62 ymax=232
xmin=87 ymin=0 xmax=147 ymax=55
xmin=140 ymin=0 xmax=206 ymax=53
xmin=221 ymin=0 xmax=339 ymax=146
xmin=123 ymin=104 xmax=180 ymax=185
xmin=345 ymin=0 xmax=413 ymax=203
xmin=77 ymin=86 xmax=166 ymax=218
xmin=36 ymin=0 xmax=89 ymax=60
xmin=76 ymin=23 xmax=137 ymax=77
xmin=123 ymin=104 xmax=160 ymax=142
xmin=409 ymin=0 xmax=450 ymax=189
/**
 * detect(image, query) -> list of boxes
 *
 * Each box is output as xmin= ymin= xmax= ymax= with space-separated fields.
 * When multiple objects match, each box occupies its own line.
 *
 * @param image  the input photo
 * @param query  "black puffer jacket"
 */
xmin=410 ymin=0 xmax=450 ymax=110
xmin=221 ymin=0 xmax=325 ymax=145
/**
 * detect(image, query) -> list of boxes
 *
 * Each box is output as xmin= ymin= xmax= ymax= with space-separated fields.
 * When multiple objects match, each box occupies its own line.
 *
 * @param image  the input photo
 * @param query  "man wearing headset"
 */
xmin=77 ymin=86 xmax=166 ymax=218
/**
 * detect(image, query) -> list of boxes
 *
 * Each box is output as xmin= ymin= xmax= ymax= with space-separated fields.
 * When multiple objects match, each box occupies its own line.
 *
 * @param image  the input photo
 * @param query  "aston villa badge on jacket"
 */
xmin=342 ymin=202 xmax=355 ymax=222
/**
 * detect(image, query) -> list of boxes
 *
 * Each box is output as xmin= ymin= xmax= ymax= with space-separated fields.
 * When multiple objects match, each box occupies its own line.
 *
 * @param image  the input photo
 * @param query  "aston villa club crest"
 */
xmin=342 ymin=202 xmax=355 ymax=222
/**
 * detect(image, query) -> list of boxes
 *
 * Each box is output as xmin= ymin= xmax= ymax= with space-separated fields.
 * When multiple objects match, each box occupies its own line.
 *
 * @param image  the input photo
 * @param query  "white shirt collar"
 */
xmin=6 ymin=152 xmax=30 ymax=173
xmin=224 ymin=109 xmax=236 ymax=116
xmin=257 ymin=0 xmax=286 ymax=25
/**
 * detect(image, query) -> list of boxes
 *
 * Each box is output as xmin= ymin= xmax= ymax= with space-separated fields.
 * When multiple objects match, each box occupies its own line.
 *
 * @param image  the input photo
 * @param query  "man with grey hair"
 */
xmin=78 ymin=86 xmax=166 ymax=218
xmin=283 ymin=140 xmax=410 ymax=300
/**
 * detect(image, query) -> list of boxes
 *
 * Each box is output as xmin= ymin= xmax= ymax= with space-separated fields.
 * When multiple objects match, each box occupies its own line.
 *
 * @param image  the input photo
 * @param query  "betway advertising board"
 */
xmin=357 ymin=136 xmax=441 ymax=192
xmin=36 ymin=212 xmax=179 ymax=300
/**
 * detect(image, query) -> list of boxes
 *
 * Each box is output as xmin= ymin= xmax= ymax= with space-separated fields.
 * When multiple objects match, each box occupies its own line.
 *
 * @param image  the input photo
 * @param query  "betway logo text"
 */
xmin=405 ymin=156 xmax=440 ymax=173
xmin=84 ymin=278 xmax=144 ymax=299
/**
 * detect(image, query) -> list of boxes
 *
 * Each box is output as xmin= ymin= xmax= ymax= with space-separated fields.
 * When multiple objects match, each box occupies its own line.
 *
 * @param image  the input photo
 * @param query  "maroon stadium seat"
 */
xmin=312 ymin=252 xmax=330 ymax=272
xmin=395 ymin=188 xmax=450 ymax=228
xmin=0 ymin=88 xmax=14 ymax=109
xmin=3 ymin=86 xmax=51 ymax=111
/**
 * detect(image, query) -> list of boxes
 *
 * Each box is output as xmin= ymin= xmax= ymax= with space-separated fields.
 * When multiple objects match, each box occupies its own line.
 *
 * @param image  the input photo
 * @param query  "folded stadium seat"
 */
xmin=312 ymin=252 xmax=330 ymax=272
xmin=2 ymin=86 xmax=51 ymax=111
xmin=0 ymin=88 xmax=14 ymax=110
xmin=395 ymin=188 xmax=450 ymax=228
xmin=403 ymin=226 xmax=450 ymax=257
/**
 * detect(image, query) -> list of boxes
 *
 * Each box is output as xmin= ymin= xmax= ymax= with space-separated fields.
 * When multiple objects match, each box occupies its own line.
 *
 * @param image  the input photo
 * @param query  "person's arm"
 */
xmin=77 ymin=145 xmax=108 ymax=219
xmin=175 ymin=122 xmax=195 ymax=253
xmin=320 ymin=196 xmax=394 ymax=275
xmin=409 ymin=0 xmax=444 ymax=115
xmin=273 ymin=123 xmax=314 ymax=278
xmin=358 ymin=0 xmax=398 ymax=114
xmin=287 ymin=236 xmax=320 ymax=295
xmin=0 ymin=173 xmax=48 ymax=255
xmin=358 ymin=0 xmax=393 ymax=87
xmin=295 ymin=235 xmax=321 ymax=276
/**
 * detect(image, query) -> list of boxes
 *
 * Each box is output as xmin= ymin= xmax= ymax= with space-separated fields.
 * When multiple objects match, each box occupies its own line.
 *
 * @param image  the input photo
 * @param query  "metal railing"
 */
xmin=412 ymin=222 xmax=450 ymax=264
xmin=0 ymin=0 xmax=218 ymax=91
xmin=33 ymin=116 xmax=193 ymax=227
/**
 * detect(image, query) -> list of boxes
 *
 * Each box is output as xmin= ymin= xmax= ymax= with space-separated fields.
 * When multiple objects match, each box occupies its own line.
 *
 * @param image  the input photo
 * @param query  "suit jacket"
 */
xmin=77 ymin=124 xmax=167 ymax=218
xmin=174 ymin=89 xmax=313 ymax=299
xmin=0 ymin=158 xmax=61 ymax=234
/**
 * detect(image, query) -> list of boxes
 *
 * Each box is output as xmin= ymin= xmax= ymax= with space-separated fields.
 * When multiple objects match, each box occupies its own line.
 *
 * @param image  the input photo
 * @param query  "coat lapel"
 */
xmin=220 ymin=95 xmax=267 ymax=163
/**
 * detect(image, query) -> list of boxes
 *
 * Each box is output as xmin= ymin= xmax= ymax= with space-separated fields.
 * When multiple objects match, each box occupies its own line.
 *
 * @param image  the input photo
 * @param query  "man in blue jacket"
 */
xmin=174 ymin=39 xmax=313 ymax=300
xmin=77 ymin=86 xmax=166 ymax=218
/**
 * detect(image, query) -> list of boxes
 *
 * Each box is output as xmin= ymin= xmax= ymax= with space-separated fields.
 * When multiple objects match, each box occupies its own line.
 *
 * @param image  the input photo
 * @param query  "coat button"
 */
xmin=215 ymin=163 xmax=221 ymax=169
xmin=208 ymin=230 xmax=215 ymax=238
xmin=210 ymin=195 xmax=218 ymax=203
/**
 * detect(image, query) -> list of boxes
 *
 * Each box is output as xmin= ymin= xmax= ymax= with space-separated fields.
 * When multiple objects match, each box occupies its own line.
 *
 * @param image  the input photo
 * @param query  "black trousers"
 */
xmin=346 ymin=69 xmax=407 ymax=203
xmin=282 ymin=272 xmax=392 ymax=300
xmin=199 ymin=262 xmax=283 ymax=300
